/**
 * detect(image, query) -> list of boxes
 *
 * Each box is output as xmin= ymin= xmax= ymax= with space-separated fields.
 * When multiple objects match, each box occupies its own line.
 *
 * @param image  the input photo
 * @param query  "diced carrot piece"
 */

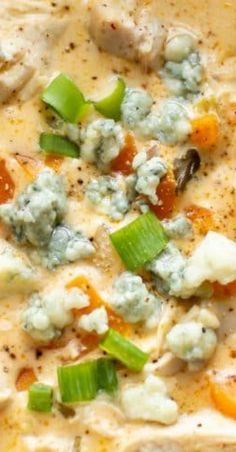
xmin=16 ymin=368 xmax=37 ymax=391
xmin=67 ymin=276 xmax=131 ymax=335
xmin=213 ymin=280 xmax=236 ymax=298
xmin=44 ymin=155 xmax=64 ymax=172
xmin=111 ymin=133 xmax=137 ymax=175
xmin=0 ymin=159 xmax=15 ymax=204
xmin=190 ymin=114 xmax=219 ymax=149
xmin=209 ymin=372 xmax=236 ymax=419
xmin=149 ymin=176 xmax=176 ymax=220
xmin=185 ymin=204 xmax=215 ymax=234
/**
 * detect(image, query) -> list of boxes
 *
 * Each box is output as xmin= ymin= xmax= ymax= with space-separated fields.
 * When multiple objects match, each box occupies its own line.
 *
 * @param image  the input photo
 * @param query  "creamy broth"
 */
xmin=1 ymin=1 xmax=236 ymax=451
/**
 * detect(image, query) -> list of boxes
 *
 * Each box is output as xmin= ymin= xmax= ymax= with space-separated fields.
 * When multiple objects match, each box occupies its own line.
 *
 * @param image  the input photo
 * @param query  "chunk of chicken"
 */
xmin=89 ymin=0 xmax=167 ymax=71
xmin=0 ymin=60 xmax=34 ymax=103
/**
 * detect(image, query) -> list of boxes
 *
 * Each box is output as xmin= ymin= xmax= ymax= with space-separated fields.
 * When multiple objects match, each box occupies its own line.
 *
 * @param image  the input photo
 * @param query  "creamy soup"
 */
xmin=1 ymin=1 xmax=236 ymax=451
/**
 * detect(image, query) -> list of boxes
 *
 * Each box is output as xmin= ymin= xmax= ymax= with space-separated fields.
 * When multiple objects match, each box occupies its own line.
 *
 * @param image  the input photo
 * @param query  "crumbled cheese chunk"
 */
xmin=133 ymin=152 xmax=167 ymax=204
xmin=162 ymin=214 xmax=193 ymax=239
xmin=146 ymin=242 xmax=187 ymax=296
xmin=111 ymin=272 xmax=160 ymax=328
xmin=42 ymin=225 xmax=95 ymax=269
xmin=167 ymin=315 xmax=218 ymax=370
xmin=79 ymin=307 xmax=109 ymax=335
xmin=164 ymin=34 xmax=195 ymax=63
xmin=121 ymin=375 xmax=178 ymax=425
xmin=0 ymin=239 xmax=38 ymax=296
xmin=161 ymin=51 xmax=203 ymax=96
xmin=21 ymin=287 xmax=89 ymax=342
xmin=180 ymin=231 xmax=236 ymax=298
xmin=155 ymin=100 xmax=191 ymax=145
xmin=0 ymin=169 xmax=67 ymax=247
xmin=80 ymin=119 xmax=124 ymax=170
xmin=86 ymin=175 xmax=131 ymax=221
xmin=121 ymin=88 xmax=153 ymax=130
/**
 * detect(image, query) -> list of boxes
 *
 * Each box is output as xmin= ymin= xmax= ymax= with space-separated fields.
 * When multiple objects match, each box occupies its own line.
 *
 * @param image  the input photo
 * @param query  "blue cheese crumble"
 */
xmin=162 ymin=214 xmax=193 ymax=239
xmin=121 ymin=375 xmax=178 ymax=425
xmin=42 ymin=225 xmax=95 ymax=269
xmin=78 ymin=307 xmax=108 ymax=335
xmin=85 ymin=175 xmax=130 ymax=221
xmin=133 ymin=152 xmax=167 ymax=204
xmin=121 ymin=88 xmax=153 ymax=131
xmin=111 ymin=271 xmax=160 ymax=328
xmin=155 ymin=100 xmax=191 ymax=145
xmin=0 ymin=169 xmax=67 ymax=247
xmin=80 ymin=119 xmax=124 ymax=169
xmin=21 ymin=287 xmax=89 ymax=342
xmin=161 ymin=34 xmax=203 ymax=96
xmin=166 ymin=307 xmax=219 ymax=370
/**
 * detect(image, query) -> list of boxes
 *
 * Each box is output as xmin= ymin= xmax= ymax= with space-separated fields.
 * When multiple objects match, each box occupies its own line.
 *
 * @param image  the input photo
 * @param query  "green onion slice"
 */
xmin=28 ymin=383 xmax=53 ymax=413
xmin=39 ymin=133 xmax=80 ymax=158
xmin=94 ymin=78 xmax=125 ymax=121
xmin=97 ymin=358 xmax=118 ymax=394
xmin=100 ymin=329 xmax=148 ymax=372
xmin=57 ymin=358 xmax=118 ymax=403
xmin=110 ymin=211 xmax=168 ymax=271
xmin=41 ymin=73 xmax=91 ymax=123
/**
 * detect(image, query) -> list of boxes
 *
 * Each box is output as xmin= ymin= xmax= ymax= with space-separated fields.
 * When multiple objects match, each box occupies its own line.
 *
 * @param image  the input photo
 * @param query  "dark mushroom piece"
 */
xmin=174 ymin=148 xmax=201 ymax=192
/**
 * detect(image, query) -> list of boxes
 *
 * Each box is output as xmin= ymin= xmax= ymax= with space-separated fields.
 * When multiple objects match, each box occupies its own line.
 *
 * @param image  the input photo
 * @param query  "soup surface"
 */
xmin=1 ymin=1 xmax=236 ymax=451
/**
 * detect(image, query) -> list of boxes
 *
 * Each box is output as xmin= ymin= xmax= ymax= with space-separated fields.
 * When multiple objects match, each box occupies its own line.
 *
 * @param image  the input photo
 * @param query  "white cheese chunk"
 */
xmin=121 ymin=375 xmax=178 ymax=425
xmin=79 ymin=307 xmax=109 ymax=335
xmin=181 ymin=231 xmax=236 ymax=298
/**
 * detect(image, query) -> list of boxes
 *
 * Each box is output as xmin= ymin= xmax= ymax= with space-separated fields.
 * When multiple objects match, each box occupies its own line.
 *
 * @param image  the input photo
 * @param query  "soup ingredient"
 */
xmin=121 ymin=88 xmax=153 ymax=131
xmin=0 ymin=59 xmax=34 ymax=103
xmin=39 ymin=133 xmax=80 ymax=158
xmin=174 ymin=148 xmax=201 ymax=192
xmin=160 ymin=41 xmax=204 ymax=96
xmin=111 ymin=132 xmax=137 ymax=175
xmin=21 ymin=287 xmax=89 ymax=342
xmin=132 ymin=152 xmax=167 ymax=204
xmin=100 ymin=328 xmax=148 ymax=371
xmin=185 ymin=204 xmax=215 ymax=234
xmin=110 ymin=211 xmax=168 ymax=271
xmin=149 ymin=176 xmax=176 ymax=219
xmin=154 ymin=100 xmax=191 ymax=145
xmin=85 ymin=175 xmax=130 ymax=221
xmin=28 ymin=383 xmax=53 ymax=413
xmin=43 ymin=225 xmax=95 ymax=269
xmin=167 ymin=320 xmax=218 ymax=371
xmin=190 ymin=114 xmax=219 ymax=149
xmin=164 ymin=34 xmax=195 ymax=63
xmin=146 ymin=242 xmax=186 ymax=295
xmin=121 ymin=375 xmax=178 ymax=424
xmin=162 ymin=214 xmax=193 ymax=239
xmin=0 ymin=159 xmax=15 ymax=204
xmin=0 ymin=169 xmax=67 ymax=247
xmin=0 ymin=239 xmax=39 ymax=296
xmin=79 ymin=307 xmax=109 ymax=335
xmin=89 ymin=1 xmax=166 ymax=70
xmin=111 ymin=272 xmax=160 ymax=327
xmin=81 ymin=119 xmax=124 ymax=169
xmin=94 ymin=78 xmax=125 ymax=121
xmin=16 ymin=368 xmax=37 ymax=392
xmin=57 ymin=358 xmax=118 ymax=403
xmin=41 ymin=73 xmax=90 ymax=123
xmin=209 ymin=372 xmax=236 ymax=419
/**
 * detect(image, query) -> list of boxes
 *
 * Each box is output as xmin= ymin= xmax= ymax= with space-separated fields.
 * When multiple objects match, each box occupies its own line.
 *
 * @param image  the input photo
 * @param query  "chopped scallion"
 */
xmin=109 ymin=211 xmax=168 ymax=271
xmin=28 ymin=383 xmax=53 ymax=413
xmin=97 ymin=358 xmax=118 ymax=394
xmin=100 ymin=329 xmax=148 ymax=372
xmin=94 ymin=78 xmax=125 ymax=121
xmin=41 ymin=73 xmax=91 ymax=123
xmin=39 ymin=133 xmax=80 ymax=158
xmin=57 ymin=358 xmax=118 ymax=403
